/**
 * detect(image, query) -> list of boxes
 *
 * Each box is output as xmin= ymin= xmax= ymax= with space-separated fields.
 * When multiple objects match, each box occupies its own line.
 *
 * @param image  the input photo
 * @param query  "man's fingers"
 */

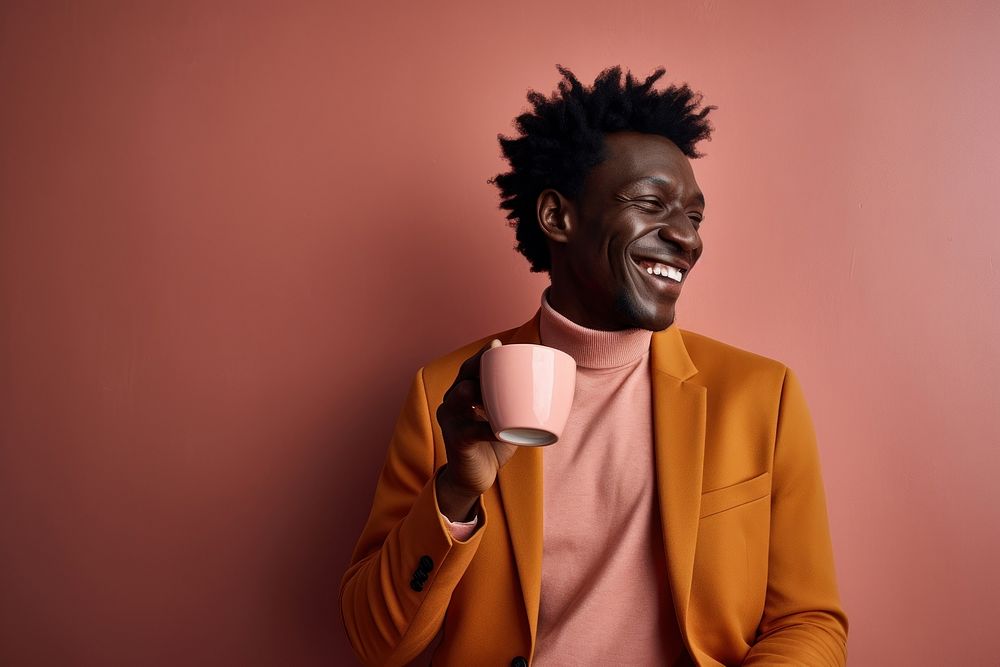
xmin=453 ymin=343 xmax=490 ymax=383
xmin=439 ymin=339 xmax=501 ymax=440
xmin=471 ymin=404 xmax=489 ymax=422
xmin=439 ymin=391 xmax=496 ymax=440
xmin=456 ymin=420 xmax=500 ymax=447
xmin=442 ymin=378 xmax=481 ymax=410
xmin=453 ymin=338 xmax=502 ymax=384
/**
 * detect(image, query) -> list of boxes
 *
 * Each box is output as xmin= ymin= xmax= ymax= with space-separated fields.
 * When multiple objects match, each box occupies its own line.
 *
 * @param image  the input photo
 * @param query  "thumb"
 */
xmin=490 ymin=338 xmax=502 ymax=349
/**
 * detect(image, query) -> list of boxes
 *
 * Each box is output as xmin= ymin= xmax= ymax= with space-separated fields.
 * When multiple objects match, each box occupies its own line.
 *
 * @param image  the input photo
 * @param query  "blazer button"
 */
xmin=419 ymin=555 xmax=434 ymax=572
xmin=510 ymin=657 xmax=528 ymax=667
xmin=409 ymin=579 xmax=423 ymax=592
xmin=412 ymin=569 xmax=428 ymax=584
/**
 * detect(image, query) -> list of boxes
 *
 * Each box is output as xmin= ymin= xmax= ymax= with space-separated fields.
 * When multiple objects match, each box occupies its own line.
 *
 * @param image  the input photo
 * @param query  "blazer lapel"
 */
xmin=650 ymin=324 xmax=706 ymax=652
xmin=496 ymin=311 xmax=545 ymax=648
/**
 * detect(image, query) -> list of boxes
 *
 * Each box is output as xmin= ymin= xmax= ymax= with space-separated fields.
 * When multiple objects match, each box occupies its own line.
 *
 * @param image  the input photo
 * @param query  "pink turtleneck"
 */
xmin=532 ymin=290 xmax=683 ymax=665
xmin=444 ymin=290 xmax=686 ymax=665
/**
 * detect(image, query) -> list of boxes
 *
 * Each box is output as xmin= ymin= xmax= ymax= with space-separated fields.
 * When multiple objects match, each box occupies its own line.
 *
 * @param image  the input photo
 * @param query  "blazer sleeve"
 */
xmin=743 ymin=367 xmax=849 ymax=666
xmin=339 ymin=368 xmax=488 ymax=667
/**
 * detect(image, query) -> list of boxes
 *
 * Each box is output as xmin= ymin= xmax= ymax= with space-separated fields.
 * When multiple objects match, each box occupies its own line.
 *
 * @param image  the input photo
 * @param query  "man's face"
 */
xmin=548 ymin=131 xmax=705 ymax=331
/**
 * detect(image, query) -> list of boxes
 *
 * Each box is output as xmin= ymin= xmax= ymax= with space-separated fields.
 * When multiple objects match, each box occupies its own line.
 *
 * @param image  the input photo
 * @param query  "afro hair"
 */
xmin=490 ymin=65 xmax=716 ymax=273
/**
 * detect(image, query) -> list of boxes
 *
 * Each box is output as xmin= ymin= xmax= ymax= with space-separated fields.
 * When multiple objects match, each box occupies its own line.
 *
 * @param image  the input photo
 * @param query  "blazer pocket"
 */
xmin=699 ymin=471 xmax=772 ymax=518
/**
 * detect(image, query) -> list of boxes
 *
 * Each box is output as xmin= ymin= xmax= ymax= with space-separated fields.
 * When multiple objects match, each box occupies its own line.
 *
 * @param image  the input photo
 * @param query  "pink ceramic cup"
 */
xmin=479 ymin=344 xmax=576 ymax=446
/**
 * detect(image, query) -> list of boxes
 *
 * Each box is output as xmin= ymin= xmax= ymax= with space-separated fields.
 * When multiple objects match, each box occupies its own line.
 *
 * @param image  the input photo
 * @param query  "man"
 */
xmin=340 ymin=65 xmax=848 ymax=666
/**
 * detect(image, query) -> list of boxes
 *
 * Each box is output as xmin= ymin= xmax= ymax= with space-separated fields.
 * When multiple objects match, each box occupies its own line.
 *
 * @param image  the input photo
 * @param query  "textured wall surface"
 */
xmin=2 ymin=1 xmax=998 ymax=664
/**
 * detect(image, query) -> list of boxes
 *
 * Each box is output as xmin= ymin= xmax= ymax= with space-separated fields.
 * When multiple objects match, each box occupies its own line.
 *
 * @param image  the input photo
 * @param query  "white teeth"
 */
xmin=644 ymin=262 xmax=684 ymax=282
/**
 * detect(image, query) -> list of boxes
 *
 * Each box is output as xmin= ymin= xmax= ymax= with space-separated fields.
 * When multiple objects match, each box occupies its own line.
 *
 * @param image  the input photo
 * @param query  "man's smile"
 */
xmin=627 ymin=245 xmax=692 ymax=298
xmin=628 ymin=256 xmax=686 ymax=297
xmin=643 ymin=262 xmax=684 ymax=282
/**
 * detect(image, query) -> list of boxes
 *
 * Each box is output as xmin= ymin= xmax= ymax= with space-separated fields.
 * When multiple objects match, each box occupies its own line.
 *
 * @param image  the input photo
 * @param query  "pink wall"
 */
xmin=2 ymin=2 xmax=997 ymax=665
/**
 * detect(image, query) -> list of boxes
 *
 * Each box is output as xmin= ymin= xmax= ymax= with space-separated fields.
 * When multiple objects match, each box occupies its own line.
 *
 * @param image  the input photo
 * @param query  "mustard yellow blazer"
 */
xmin=341 ymin=312 xmax=848 ymax=666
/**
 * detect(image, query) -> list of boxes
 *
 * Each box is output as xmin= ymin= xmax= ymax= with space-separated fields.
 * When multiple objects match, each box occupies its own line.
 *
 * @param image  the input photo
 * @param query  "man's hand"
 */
xmin=435 ymin=339 xmax=517 ymax=522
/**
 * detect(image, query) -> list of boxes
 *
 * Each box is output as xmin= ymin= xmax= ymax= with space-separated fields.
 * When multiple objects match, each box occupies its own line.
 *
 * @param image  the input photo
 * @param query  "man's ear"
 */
xmin=536 ymin=189 xmax=575 ymax=244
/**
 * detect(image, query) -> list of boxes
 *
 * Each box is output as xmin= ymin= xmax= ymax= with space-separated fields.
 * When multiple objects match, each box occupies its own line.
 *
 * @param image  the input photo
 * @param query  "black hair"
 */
xmin=490 ymin=65 xmax=716 ymax=273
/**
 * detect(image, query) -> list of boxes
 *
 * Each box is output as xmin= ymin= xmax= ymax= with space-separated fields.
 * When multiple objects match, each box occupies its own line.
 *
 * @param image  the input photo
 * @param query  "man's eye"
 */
xmin=689 ymin=215 xmax=703 ymax=228
xmin=633 ymin=200 xmax=662 ymax=211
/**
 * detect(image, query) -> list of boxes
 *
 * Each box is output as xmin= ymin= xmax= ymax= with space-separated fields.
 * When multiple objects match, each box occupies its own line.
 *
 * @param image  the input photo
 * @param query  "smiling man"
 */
xmin=341 ymin=66 xmax=848 ymax=666
xmin=537 ymin=130 xmax=703 ymax=332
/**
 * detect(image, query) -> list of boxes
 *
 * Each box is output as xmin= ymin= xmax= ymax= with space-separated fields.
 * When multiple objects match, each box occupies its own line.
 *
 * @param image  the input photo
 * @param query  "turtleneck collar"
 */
xmin=538 ymin=288 xmax=653 ymax=370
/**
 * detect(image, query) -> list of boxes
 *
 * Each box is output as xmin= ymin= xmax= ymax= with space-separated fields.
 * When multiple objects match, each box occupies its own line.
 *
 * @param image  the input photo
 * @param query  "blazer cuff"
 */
xmin=385 ymin=467 xmax=489 ymax=661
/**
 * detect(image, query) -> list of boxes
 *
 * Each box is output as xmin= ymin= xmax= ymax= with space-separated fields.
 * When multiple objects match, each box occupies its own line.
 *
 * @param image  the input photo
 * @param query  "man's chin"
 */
xmin=637 ymin=311 xmax=675 ymax=332
xmin=617 ymin=292 xmax=676 ymax=331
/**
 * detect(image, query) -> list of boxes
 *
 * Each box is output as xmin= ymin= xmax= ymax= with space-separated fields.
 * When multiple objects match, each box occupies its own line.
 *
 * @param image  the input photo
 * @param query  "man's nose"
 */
xmin=658 ymin=215 xmax=700 ymax=254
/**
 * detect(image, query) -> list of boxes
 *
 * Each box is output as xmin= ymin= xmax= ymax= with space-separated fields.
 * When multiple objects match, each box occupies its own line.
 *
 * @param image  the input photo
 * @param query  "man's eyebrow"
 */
xmin=627 ymin=176 xmax=706 ymax=206
xmin=629 ymin=176 xmax=670 ymax=188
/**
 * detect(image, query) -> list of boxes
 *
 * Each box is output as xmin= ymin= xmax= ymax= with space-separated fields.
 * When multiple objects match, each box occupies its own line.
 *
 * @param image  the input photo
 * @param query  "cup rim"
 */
xmin=482 ymin=343 xmax=575 ymax=366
